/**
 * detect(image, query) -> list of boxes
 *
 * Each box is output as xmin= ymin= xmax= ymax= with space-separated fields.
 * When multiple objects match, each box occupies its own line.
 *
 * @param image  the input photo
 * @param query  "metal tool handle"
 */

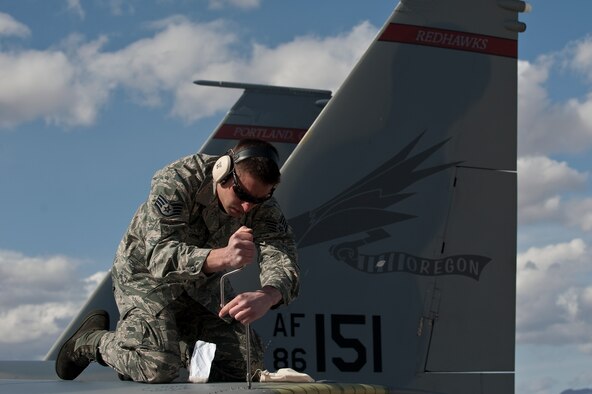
xmin=219 ymin=266 xmax=252 ymax=389
xmin=219 ymin=266 xmax=245 ymax=308
xmin=246 ymin=322 xmax=251 ymax=389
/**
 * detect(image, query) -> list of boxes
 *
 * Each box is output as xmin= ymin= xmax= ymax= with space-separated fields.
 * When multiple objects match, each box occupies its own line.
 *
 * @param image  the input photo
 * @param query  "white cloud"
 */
xmin=248 ymin=21 xmax=374 ymax=91
xmin=0 ymin=12 xmax=30 ymax=38
xmin=86 ymin=17 xmax=240 ymax=116
xmin=517 ymin=239 xmax=592 ymax=349
xmin=0 ymin=249 xmax=106 ymax=355
xmin=106 ymin=0 xmax=134 ymax=16
xmin=0 ymin=15 xmax=375 ymax=130
xmin=564 ymin=197 xmax=592 ymax=231
xmin=208 ymin=0 xmax=262 ymax=10
xmin=0 ymin=303 xmax=78 ymax=343
xmin=0 ymin=16 xmax=236 ymax=128
xmin=0 ymin=250 xmax=81 ymax=306
xmin=174 ymin=20 xmax=375 ymax=122
xmin=517 ymin=155 xmax=592 ymax=231
xmin=66 ymin=0 xmax=85 ymax=20
xmin=0 ymin=48 xmax=109 ymax=128
xmin=518 ymin=155 xmax=588 ymax=224
xmin=567 ymin=35 xmax=592 ymax=83
xmin=518 ymin=37 xmax=592 ymax=156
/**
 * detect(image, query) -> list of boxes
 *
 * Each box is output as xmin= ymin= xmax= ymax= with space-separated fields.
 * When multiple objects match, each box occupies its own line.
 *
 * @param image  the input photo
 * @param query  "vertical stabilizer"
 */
xmin=250 ymin=1 xmax=525 ymax=393
xmin=195 ymin=80 xmax=331 ymax=165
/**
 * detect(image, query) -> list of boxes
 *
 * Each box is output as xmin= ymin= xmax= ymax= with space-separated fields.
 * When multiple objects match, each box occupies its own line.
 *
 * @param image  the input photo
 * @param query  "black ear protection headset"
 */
xmin=212 ymin=145 xmax=280 ymax=185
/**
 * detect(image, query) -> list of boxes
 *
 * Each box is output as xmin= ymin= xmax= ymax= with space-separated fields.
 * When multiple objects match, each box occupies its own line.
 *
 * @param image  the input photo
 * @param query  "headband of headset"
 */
xmin=232 ymin=146 xmax=279 ymax=167
xmin=212 ymin=145 xmax=279 ymax=184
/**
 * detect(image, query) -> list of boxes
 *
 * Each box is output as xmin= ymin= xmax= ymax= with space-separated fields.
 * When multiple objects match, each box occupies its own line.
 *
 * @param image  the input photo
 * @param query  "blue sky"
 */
xmin=1 ymin=1 xmax=592 ymax=394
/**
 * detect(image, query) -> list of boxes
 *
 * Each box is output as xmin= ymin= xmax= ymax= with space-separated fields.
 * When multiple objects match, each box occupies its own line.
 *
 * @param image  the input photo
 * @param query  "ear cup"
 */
xmin=212 ymin=155 xmax=233 ymax=184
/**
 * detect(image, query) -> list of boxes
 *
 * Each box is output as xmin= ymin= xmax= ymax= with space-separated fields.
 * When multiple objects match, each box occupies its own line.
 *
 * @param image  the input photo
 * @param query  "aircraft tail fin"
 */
xmin=244 ymin=1 xmax=528 ymax=393
xmin=195 ymin=80 xmax=331 ymax=165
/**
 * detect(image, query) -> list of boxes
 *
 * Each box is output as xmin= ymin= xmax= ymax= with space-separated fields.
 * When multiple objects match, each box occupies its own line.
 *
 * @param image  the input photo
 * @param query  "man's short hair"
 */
xmin=233 ymin=139 xmax=281 ymax=185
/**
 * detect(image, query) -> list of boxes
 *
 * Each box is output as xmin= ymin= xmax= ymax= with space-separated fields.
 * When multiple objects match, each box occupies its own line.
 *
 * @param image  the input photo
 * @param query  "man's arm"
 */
xmin=251 ymin=200 xmax=300 ymax=307
xmin=218 ymin=199 xmax=300 ymax=325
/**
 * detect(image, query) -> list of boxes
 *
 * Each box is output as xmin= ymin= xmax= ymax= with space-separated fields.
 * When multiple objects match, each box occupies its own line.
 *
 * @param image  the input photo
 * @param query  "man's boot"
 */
xmin=55 ymin=309 xmax=110 ymax=380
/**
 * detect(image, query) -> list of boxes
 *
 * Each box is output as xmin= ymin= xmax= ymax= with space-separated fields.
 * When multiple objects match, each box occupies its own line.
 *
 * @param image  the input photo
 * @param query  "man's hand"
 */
xmin=224 ymin=226 xmax=255 ymax=269
xmin=204 ymin=226 xmax=255 ymax=273
xmin=219 ymin=286 xmax=282 ymax=325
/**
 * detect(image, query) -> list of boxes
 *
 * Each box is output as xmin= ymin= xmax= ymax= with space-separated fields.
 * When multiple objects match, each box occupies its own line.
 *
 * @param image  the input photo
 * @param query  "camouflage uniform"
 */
xmin=97 ymin=153 xmax=299 ymax=383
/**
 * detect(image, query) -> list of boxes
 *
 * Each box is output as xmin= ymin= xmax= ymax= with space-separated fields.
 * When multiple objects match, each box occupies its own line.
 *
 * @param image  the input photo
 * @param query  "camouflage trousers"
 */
xmin=98 ymin=292 xmax=264 ymax=383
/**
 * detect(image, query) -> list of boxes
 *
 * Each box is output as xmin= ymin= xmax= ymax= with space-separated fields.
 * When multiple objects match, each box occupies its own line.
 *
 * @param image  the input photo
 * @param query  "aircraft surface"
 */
xmin=0 ymin=0 xmax=528 ymax=393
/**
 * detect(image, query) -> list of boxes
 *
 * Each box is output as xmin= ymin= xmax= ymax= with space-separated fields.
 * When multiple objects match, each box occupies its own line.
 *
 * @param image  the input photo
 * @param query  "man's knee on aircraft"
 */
xmin=134 ymin=350 xmax=182 ymax=383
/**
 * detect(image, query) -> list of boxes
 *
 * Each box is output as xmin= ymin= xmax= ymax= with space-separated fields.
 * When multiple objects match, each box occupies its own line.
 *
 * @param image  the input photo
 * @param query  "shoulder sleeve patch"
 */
xmin=265 ymin=215 xmax=289 ymax=234
xmin=154 ymin=195 xmax=184 ymax=217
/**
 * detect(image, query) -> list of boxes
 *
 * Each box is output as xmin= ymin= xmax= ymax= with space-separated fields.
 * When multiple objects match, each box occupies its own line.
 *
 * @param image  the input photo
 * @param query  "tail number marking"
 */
xmin=272 ymin=313 xmax=382 ymax=373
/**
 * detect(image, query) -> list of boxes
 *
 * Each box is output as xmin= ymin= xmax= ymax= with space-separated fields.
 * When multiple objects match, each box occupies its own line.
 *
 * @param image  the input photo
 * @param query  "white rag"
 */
xmin=259 ymin=368 xmax=315 ymax=383
xmin=188 ymin=340 xmax=217 ymax=383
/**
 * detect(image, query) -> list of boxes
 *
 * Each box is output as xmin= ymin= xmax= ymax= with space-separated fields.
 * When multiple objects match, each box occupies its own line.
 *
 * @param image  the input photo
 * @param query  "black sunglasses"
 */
xmin=231 ymin=170 xmax=274 ymax=204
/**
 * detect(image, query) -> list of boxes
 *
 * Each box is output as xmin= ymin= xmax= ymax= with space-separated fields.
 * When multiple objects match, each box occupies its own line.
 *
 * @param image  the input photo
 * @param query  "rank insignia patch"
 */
xmin=155 ymin=195 xmax=183 ymax=217
xmin=266 ymin=216 xmax=288 ymax=234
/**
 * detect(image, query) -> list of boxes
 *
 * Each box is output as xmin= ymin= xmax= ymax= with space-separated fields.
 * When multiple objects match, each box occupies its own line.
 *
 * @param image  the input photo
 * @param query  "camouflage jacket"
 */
xmin=111 ymin=153 xmax=299 ymax=317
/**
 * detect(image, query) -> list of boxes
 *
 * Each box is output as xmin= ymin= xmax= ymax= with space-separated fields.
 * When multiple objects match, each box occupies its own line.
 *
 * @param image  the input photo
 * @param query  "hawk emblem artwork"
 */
xmin=288 ymin=132 xmax=492 ymax=280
